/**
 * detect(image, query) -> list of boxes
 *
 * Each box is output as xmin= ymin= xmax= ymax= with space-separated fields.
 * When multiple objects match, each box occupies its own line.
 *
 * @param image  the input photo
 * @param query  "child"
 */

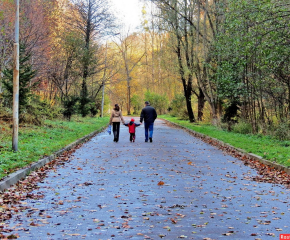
xmin=124 ymin=118 xmax=141 ymax=142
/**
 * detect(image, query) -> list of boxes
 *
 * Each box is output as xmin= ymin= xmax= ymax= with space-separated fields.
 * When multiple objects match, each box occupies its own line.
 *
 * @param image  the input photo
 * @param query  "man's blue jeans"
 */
xmin=144 ymin=122 xmax=154 ymax=141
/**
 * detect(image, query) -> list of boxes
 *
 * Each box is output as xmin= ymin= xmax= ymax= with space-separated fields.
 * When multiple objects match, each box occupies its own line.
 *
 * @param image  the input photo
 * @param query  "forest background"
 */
xmin=1 ymin=0 xmax=290 ymax=173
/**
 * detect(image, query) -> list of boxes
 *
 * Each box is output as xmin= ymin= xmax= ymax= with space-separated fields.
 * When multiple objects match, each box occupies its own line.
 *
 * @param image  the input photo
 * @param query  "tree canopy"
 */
xmin=0 ymin=0 xmax=290 ymax=138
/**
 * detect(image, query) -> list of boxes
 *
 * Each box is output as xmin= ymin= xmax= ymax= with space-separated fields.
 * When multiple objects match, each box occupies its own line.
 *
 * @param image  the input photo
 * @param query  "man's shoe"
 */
xmin=145 ymin=139 xmax=148 ymax=142
xmin=149 ymin=138 xmax=152 ymax=142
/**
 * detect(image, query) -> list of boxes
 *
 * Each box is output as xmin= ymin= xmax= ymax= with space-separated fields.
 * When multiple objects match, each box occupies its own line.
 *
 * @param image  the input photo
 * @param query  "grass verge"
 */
xmin=159 ymin=115 xmax=290 ymax=167
xmin=0 ymin=116 xmax=109 ymax=180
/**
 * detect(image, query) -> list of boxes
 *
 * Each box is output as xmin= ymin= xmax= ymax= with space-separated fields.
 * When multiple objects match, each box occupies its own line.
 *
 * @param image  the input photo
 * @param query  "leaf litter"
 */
xmin=1 ymin=122 xmax=290 ymax=239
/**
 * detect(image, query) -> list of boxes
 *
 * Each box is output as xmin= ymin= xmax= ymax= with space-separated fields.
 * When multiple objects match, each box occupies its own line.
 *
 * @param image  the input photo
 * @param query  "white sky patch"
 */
xmin=109 ymin=0 xmax=144 ymax=32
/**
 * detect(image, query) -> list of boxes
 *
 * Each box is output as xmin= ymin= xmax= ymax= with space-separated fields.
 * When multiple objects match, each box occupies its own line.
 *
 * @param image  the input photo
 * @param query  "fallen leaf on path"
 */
xmin=158 ymin=181 xmax=165 ymax=186
xmin=170 ymin=218 xmax=177 ymax=224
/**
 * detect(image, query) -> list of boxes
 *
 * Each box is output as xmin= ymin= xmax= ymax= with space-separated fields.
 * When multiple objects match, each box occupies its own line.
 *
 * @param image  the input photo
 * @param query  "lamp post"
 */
xmin=101 ymin=42 xmax=107 ymax=118
xmin=12 ymin=0 xmax=20 ymax=151
xmin=101 ymin=80 xmax=105 ymax=117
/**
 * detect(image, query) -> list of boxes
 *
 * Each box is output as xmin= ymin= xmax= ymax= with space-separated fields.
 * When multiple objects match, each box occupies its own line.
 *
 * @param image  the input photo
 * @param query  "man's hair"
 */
xmin=145 ymin=101 xmax=150 ymax=105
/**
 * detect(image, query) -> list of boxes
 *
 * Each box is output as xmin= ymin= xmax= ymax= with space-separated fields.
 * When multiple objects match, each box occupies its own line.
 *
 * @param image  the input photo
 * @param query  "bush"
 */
xmin=169 ymin=94 xmax=188 ymax=119
xmin=88 ymin=102 xmax=98 ymax=117
xmin=0 ymin=107 xmax=12 ymax=122
xmin=232 ymin=121 xmax=252 ymax=134
xmin=273 ymin=122 xmax=290 ymax=141
xmin=63 ymin=96 xmax=79 ymax=121
xmin=218 ymin=121 xmax=228 ymax=131
xmin=0 ymin=95 xmax=62 ymax=126
xmin=19 ymin=96 xmax=62 ymax=125
xmin=131 ymin=94 xmax=143 ymax=114
xmin=144 ymin=91 xmax=169 ymax=115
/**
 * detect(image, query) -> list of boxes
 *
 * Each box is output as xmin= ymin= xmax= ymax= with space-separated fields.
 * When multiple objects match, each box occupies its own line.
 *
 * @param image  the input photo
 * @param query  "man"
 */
xmin=140 ymin=101 xmax=157 ymax=142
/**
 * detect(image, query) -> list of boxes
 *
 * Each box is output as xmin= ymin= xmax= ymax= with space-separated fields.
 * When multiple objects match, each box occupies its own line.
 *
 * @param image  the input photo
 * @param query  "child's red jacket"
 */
xmin=125 ymin=121 xmax=140 ymax=133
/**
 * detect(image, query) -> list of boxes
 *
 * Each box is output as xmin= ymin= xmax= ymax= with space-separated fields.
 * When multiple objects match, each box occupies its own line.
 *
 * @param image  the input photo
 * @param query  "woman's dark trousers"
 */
xmin=112 ymin=122 xmax=120 ymax=142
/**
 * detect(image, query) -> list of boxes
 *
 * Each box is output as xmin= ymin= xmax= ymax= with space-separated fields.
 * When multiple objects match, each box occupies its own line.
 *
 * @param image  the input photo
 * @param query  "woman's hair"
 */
xmin=114 ymin=104 xmax=120 ymax=111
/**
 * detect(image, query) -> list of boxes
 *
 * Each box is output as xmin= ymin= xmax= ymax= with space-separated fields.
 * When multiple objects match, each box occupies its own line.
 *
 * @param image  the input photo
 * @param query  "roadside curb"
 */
xmin=0 ymin=126 xmax=107 ymax=192
xmin=162 ymin=119 xmax=290 ymax=175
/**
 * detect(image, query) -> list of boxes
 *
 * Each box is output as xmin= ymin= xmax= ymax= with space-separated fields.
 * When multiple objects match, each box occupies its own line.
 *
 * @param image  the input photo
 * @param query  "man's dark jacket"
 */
xmin=140 ymin=105 xmax=157 ymax=123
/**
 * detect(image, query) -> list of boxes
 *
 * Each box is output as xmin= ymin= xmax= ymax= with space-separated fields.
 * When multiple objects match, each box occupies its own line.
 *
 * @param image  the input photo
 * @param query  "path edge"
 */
xmin=162 ymin=119 xmax=290 ymax=175
xmin=0 ymin=126 xmax=107 ymax=192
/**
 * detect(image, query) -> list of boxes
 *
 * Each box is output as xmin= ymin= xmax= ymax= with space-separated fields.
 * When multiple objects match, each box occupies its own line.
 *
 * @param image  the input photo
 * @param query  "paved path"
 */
xmin=6 ymin=118 xmax=290 ymax=239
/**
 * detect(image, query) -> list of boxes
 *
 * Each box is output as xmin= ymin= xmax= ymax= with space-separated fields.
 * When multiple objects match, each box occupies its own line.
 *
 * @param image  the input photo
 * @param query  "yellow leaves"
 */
xmin=141 ymin=6 xmax=147 ymax=15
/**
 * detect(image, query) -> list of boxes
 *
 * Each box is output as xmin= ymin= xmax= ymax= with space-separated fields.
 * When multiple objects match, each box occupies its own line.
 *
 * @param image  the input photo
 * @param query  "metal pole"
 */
xmin=12 ymin=0 xmax=20 ymax=151
xmin=101 ymin=42 xmax=107 ymax=118
xmin=101 ymin=83 xmax=104 ymax=118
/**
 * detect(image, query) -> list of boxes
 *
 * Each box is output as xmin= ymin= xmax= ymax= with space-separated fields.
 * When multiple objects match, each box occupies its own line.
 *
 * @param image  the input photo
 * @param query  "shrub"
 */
xmin=19 ymin=96 xmax=62 ymax=125
xmin=144 ymin=91 xmax=169 ymax=115
xmin=273 ymin=122 xmax=290 ymax=141
xmin=63 ymin=96 xmax=79 ymax=121
xmin=232 ymin=121 xmax=252 ymax=134
xmin=131 ymin=94 xmax=143 ymax=114
xmin=0 ymin=107 xmax=12 ymax=122
xmin=169 ymin=94 xmax=188 ymax=119
xmin=218 ymin=121 xmax=229 ymax=131
xmin=88 ymin=102 xmax=98 ymax=117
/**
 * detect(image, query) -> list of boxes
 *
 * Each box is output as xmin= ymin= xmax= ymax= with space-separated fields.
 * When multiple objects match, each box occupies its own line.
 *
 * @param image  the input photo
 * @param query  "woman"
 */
xmin=109 ymin=104 xmax=125 ymax=142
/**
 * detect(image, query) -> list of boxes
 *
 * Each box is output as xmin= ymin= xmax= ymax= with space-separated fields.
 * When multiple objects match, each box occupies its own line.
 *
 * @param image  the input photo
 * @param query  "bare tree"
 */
xmin=151 ymin=0 xmax=197 ymax=122
xmin=68 ymin=0 xmax=116 ymax=116
xmin=150 ymin=0 xmax=227 ymax=123
xmin=114 ymin=32 xmax=145 ymax=115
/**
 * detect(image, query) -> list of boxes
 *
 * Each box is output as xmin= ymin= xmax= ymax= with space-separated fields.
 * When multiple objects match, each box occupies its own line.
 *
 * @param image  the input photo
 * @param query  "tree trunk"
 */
xmin=127 ymin=77 xmax=131 ymax=115
xmin=176 ymin=35 xmax=195 ymax=122
xmin=197 ymin=87 xmax=205 ymax=121
xmin=185 ymin=92 xmax=195 ymax=122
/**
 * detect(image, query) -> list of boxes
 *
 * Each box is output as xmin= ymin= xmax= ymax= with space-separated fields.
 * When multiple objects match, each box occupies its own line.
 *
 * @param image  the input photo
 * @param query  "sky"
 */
xmin=109 ymin=0 xmax=144 ymax=32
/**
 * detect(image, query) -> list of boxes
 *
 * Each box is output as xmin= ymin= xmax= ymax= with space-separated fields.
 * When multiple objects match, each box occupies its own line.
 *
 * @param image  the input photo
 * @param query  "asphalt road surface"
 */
xmin=5 ymin=118 xmax=290 ymax=239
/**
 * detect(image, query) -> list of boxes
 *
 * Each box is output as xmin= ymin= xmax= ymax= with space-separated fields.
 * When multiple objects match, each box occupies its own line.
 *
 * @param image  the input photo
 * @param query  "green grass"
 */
xmin=0 ymin=116 xmax=109 ymax=179
xmin=159 ymin=115 xmax=290 ymax=167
